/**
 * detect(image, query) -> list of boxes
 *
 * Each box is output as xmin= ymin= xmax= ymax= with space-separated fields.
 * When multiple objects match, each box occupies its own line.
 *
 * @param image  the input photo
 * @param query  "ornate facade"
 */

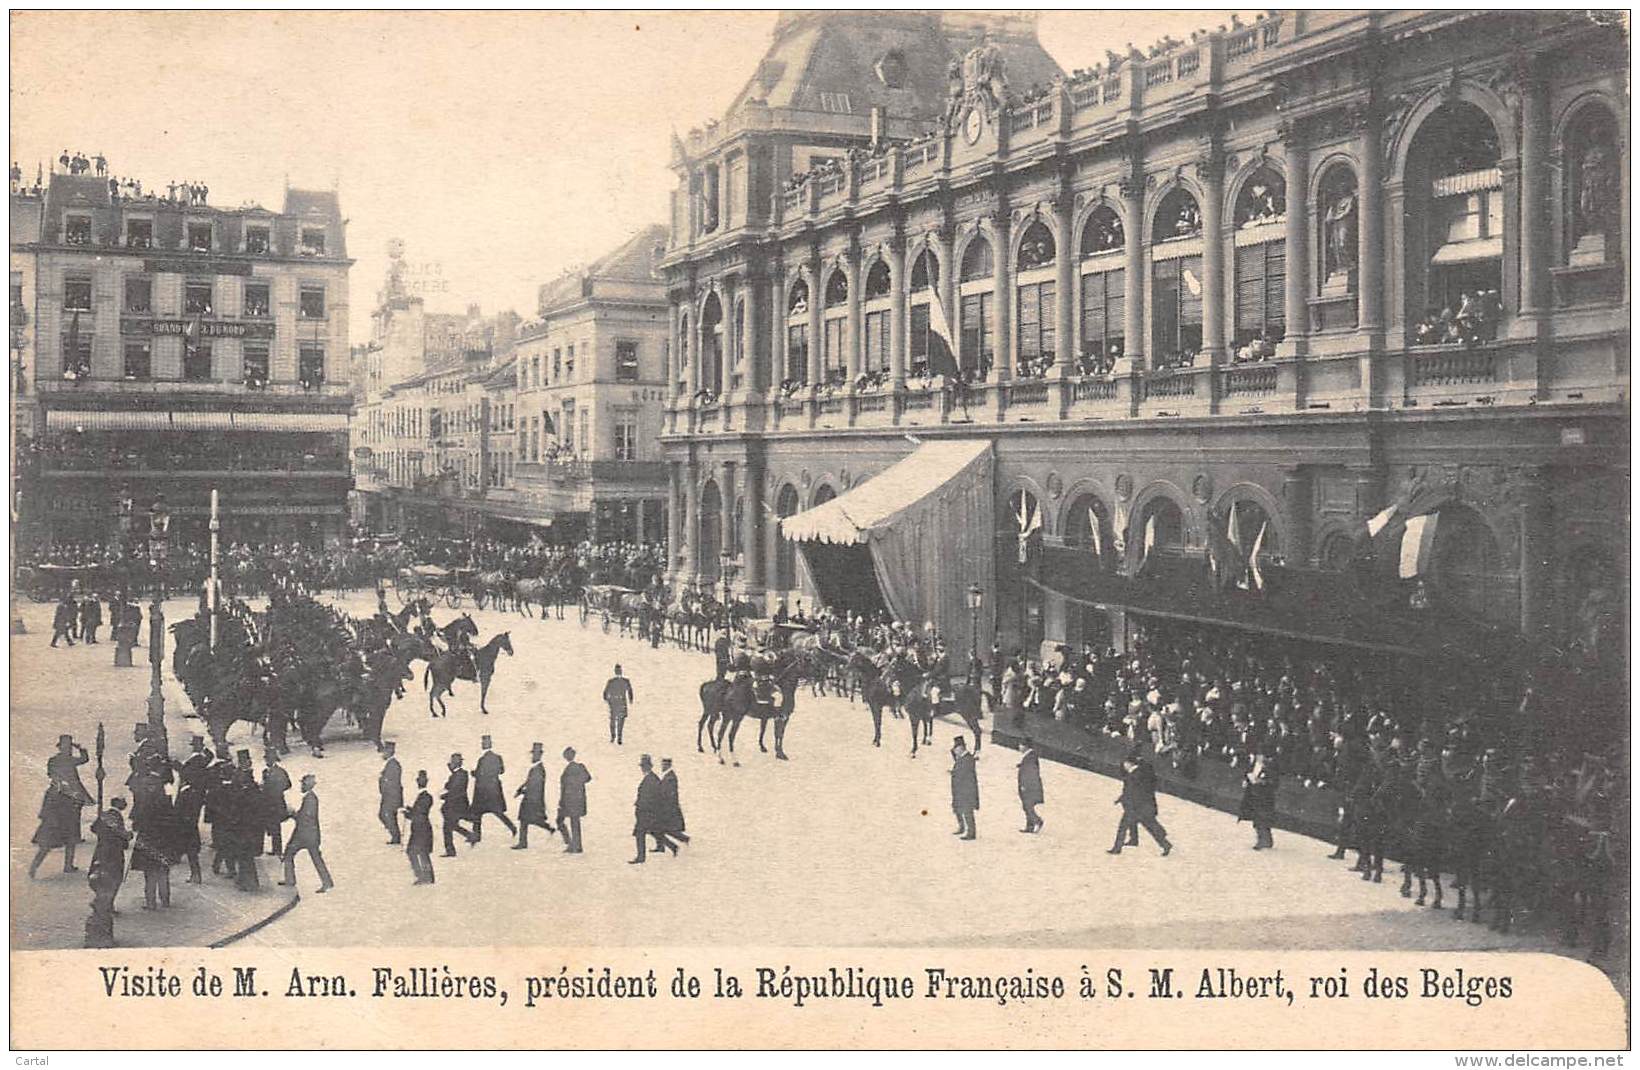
xmin=659 ymin=10 xmax=1627 ymax=661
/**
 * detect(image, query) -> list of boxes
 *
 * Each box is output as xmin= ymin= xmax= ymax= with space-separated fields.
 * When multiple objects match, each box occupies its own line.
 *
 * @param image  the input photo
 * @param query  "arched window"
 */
xmin=862 ymin=260 xmax=891 ymax=377
xmin=774 ymin=484 xmax=800 ymax=591
xmin=1232 ymin=168 xmax=1288 ymax=359
xmin=908 ymin=250 xmax=940 ymax=377
xmin=1064 ymin=493 xmax=1116 ymax=568
xmin=959 ymin=236 xmax=995 ymax=378
xmin=1151 ymin=189 xmax=1205 ymax=368
xmin=822 ymin=269 xmax=848 ymax=384
xmin=812 ymin=483 xmax=836 ymax=507
xmin=1080 ymin=207 xmax=1126 ymax=374
xmin=731 ymin=297 xmax=746 ymax=389
xmin=784 ymin=279 xmax=809 ymax=386
xmin=1429 ymin=503 xmax=1512 ymax=627
xmin=1221 ymin=497 xmax=1281 ymax=566
xmin=699 ymin=480 xmax=723 ymax=581
xmin=1137 ymin=497 xmax=1185 ymax=562
xmin=1015 ymin=222 xmax=1057 ymax=377
xmin=1405 ymin=102 xmax=1505 ymax=346
xmin=699 ymin=292 xmax=723 ymax=395
xmin=1563 ymin=103 xmax=1622 ymax=272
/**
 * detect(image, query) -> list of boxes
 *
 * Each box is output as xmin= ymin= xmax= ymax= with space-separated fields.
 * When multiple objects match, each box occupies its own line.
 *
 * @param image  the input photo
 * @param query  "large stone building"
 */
xmin=13 ymin=165 xmax=354 ymax=547
xmin=659 ymin=10 xmax=1627 ymax=674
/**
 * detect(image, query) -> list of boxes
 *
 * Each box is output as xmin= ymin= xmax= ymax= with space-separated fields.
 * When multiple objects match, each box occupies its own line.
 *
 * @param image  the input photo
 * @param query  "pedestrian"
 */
xmin=261 ymin=748 xmax=291 ymax=857
xmin=513 ymin=742 xmax=553 ymax=849
xmin=130 ymin=783 xmax=177 ymax=909
xmin=84 ymin=797 xmax=130 ymax=949
xmin=28 ymin=734 xmax=93 ymax=878
xmin=174 ymin=735 xmax=210 ymax=883
xmin=378 ymin=741 xmax=404 ymax=845
xmin=604 ymin=664 xmax=633 ymax=744
xmin=404 ymin=770 xmax=435 ymax=885
xmin=204 ymin=745 xmax=235 ymax=878
xmin=229 ymin=751 xmax=263 ymax=891
xmin=557 ymin=746 xmax=591 ymax=853
xmin=1240 ymin=750 xmax=1277 ymax=850
xmin=79 ymin=594 xmax=103 ymax=644
xmin=630 ymin=755 xmax=666 ymax=864
xmin=1108 ymin=750 xmax=1173 ymax=856
xmin=949 ymin=736 xmax=979 ymax=840
xmin=50 ymin=595 xmax=77 ymax=647
xmin=1017 ymin=735 xmax=1044 ymax=833
xmin=439 ymin=753 xmax=476 ymax=857
xmin=279 ymin=773 xmax=334 ymax=893
xmin=471 ymin=735 xmax=517 ymax=843
xmin=655 ymin=757 xmax=688 ymax=853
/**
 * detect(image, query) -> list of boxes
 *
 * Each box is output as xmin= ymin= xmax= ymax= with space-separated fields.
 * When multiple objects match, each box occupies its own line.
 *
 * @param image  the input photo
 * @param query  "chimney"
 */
xmin=870 ymin=105 xmax=887 ymax=149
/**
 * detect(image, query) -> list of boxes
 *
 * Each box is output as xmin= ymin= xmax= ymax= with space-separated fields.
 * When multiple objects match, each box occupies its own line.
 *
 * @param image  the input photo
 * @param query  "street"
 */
xmin=12 ymin=592 xmax=1561 ymax=954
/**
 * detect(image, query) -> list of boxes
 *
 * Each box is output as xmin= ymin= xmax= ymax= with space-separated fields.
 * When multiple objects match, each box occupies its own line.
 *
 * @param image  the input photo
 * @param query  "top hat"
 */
xmin=481 ymin=735 xmax=493 ymax=749
xmin=57 ymin=733 xmax=74 ymax=747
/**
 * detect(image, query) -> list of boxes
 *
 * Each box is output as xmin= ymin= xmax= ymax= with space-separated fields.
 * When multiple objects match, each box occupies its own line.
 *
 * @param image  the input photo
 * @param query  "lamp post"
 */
xmin=145 ymin=497 xmax=168 ymax=744
xmin=966 ymin=583 xmax=984 ymax=679
xmin=720 ymin=549 xmax=736 ymax=636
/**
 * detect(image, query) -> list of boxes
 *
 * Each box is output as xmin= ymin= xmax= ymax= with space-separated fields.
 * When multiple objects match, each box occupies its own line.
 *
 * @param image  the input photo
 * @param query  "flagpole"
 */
xmin=209 ymin=487 xmax=219 ymax=651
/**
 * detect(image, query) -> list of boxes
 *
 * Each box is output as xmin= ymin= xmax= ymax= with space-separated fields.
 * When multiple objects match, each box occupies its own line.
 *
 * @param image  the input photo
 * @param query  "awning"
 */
xmin=169 ymin=411 xmax=234 ymax=430
xmin=780 ymin=438 xmax=991 ymax=544
xmin=1431 ymin=236 xmax=1503 ymax=265
xmin=46 ymin=409 xmax=170 ymax=430
xmin=232 ymin=412 xmax=348 ymax=432
xmin=490 ymin=513 xmax=554 ymax=527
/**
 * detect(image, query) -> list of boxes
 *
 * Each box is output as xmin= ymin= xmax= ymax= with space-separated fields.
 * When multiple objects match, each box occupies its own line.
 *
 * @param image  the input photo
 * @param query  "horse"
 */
xmin=848 ymin=650 xmax=910 ymax=748
xmin=896 ymin=677 xmax=986 ymax=758
xmin=700 ymin=661 xmax=803 ymax=764
xmin=436 ymin=613 xmax=477 ymax=647
xmin=514 ymin=576 xmax=550 ymax=618
xmin=473 ymin=570 xmax=514 ymax=612
xmin=424 ymin=631 xmax=514 ymax=717
xmin=390 ymin=598 xmax=430 ymax=633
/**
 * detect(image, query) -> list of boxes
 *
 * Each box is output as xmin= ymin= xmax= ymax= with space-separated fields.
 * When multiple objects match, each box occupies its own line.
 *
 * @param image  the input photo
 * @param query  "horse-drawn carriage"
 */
xmin=20 ymin=562 xmax=106 ymax=602
xmin=392 ymin=564 xmax=470 ymax=608
xmin=743 ymin=618 xmax=813 ymax=652
xmin=581 ymin=583 xmax=640 ymax=632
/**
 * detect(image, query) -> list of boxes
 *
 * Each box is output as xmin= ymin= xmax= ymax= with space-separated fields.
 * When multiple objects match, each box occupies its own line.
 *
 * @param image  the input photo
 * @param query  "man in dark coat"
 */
xmin=1017 ymin=736 xmax=1044 ymax=833
xmin=79 ymin=595 xmax=103 ymax=644
xmin=713 ymin=635 xmax=732 ymax=680
xmin=261 ymin=748 xmax=292 ymax=857
xmin=630 ymin=755 xmax=666 ymax=863
xmin=439 ymin=753 xmax=476 ymax=857
xmin=84 ymin=798 xmax=130 ymax=949
xmin=603 ymin=665 xmax=634 ymax=745
xmin=403 ymin=770 xmax=435 ymax=884
xmin=1239 ymin=751 xmax=1278 ymax=850
xmin=654 ymin=757 xmax=688 ymax=853
xmin=1108 ymin=751 xmax=1172 ymax=855
xmin=471 ymin=735 xmax=516 ymax=842
xmin=557 ymin=746 xmax=591 ymax=853
xmin=950 ymin=736 xmax=979 ymax=840
xmin=204 ymin=746 xmax=236 ymax=878
xmin=378 ymin=741 xmax=404 ymax=845
xmin=175 ymin=735 xmax=211 ymax=883
xmin=513 ymin=742 xmax=553 ymax=849
xmin=278 ymin=773 xmax=333 ymax=893
xmin=29 ymin=734 xmax=93 ymax=877
xmin=228 ymin=751 xmax=263 ymax=891
xmin=50 ymin=596 xmax=77 ymax=647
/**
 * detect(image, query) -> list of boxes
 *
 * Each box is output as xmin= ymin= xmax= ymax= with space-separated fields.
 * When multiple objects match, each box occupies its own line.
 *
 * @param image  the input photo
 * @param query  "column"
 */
xmin=888 ymin=236 xmax=907 ymax=389
xmin=743 ymin=272 xmax=764 ymax=397
xmin=1200 ymin=152 xmax=1227 ymax=365
xmin=665 ymin=301 xmax=678 ymax=396
xmin=991 ymin=211 xmax=1013 ymax=382
xmin=634 ymin=498 xmax=647 ymax=544
xmin=1518 ymin=68 xmax=1550 ymax=320
xmin=806 ymin=255 xmax=823 ymax=388
xmin=720 ymin=275 xmax=737 ymax=396
xmin=682 ymin=464 xmax=699 ymax=580
xmin=845 ymin=248 xmax=863 ymax=386
xmin=1518 ymin=467 xmax=1550 ymax=637
xmin=685 ymin=286 xmax=700 ymax=398
xmin=1121 ymin=177 xmax=1145 ymax=368
xmin=1053 ymin=193 xmax=1075 ymax=375
xmin=720 ymin=460 xmax=737 ymax=577
xmin=741 ymin=458 xmax=765 ymax=599
xmin=1281 ymin=133 xmax=1310 ymax=356
xmin=1357 ymin=113 xmax=1384 ymax=340
xmin=939 ymin=224 xmax=959 ymax=353
xmin=768 ymin=266 xmax=785 ymax=392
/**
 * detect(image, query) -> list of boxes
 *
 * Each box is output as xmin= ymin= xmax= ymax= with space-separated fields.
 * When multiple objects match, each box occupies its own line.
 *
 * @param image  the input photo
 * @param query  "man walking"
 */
xmin=439 ymin=753 xmax=475 ymax=857
xmin=655 ymin=757 xmax=688 ymax=853
xmin=261 ymin=748 xmax=292 ymax=858
xmin=79 ymin=594 xmax=103 ymax=644
xmin=175 ymin=735 xmax=210 ymax=883
xmin=1108 ymin=750 xmax=1172 ymax=856
xmin=950 ymin=736 xmax=979 ymax=840
xmin=471 ymin=735 xmax=516 ymax=843
xmin=1017 ymin=735 xmax=1044 ymax=833
xmin=557 ymin=747 xmax=591 ymax=853
xmin=50 ymin=595 xmax=77 ymax=647
xmin=513 ymin=742 xmax=553 ymax=849
xmin=630 ymin=755 xmax=665 ymax=863
xmin=279 ymin=773 xmax=334 ymax=893
xmin=404 ymin=770 xmax=435 ymax=885
xmin=603 ymin=665 xmax=633 ymax=745
xmin=378 ymin=741 xmax=404 ymax=844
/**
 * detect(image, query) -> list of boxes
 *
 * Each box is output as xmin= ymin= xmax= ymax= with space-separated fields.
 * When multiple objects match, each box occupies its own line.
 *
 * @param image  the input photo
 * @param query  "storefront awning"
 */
xmin=780 ymin=438 xmax=992 ymax=544
xmin=490 ymin=513 xmax=554 ymax=527
xmin=46 ymin=409 xmax=170 ymax=430
xmin=1431 ymin=236 xmax=1503 ymax=265
xmin=44 ymin=409 xmax=347 ymax=432
xmin=232 ymin=412 xmax=348 ymax=432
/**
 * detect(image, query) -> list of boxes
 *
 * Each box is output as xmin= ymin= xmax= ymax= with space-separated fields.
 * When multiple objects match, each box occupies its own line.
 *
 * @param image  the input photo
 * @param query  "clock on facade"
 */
xmin=964 ymin=107 xmax=984 ymax=145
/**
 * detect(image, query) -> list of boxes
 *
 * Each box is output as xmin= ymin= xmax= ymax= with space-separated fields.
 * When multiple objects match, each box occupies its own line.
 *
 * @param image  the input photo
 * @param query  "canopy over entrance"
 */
xmin=781 ymin=438 xmax=995 ymax=656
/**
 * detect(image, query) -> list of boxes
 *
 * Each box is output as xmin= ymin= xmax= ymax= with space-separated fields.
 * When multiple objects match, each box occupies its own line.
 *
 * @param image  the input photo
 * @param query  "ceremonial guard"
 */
xmin=404 ymin=770 xmax=435 ymax=885
xmin=557 ymin=747 xmax=591 ymax=854
xmin=378 ymin=741 xmax=404 ymax=845
xmin=440 ymin=753 xmax=476 ymax=857
xmin=29 ymin=734 xmax=93 ymax=878
xmin=471 ymin=735 xmax=517 ymax=842
xmin=513 ymin=742 xmax=553 ymax=849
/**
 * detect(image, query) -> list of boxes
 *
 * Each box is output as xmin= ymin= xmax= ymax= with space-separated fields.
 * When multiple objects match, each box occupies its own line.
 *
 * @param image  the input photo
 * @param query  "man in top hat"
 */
xmin=471 ymin=735 xmax=516 ymax=843
xmin=603 ymin=664 xmax=634 ymax=745
xmin=557 ymin=747 xmax=591 ymax=853
xmin=439 ymin=753 xmax=476 ymax=857
xmin=378 ymin=741 xmax=404 ymax=845
xmin=630 ymin=755 xmax=667 ymax=863
xmin=1017 ymin=735 xmax=1044 ymax=833
xmin=50 ymin=594 xmax=77 ymax=647
xmin=175 ymin=735 xmax=211 ymax=883
xmin=29 ymin=733 xmax=94 ymax=878
xmin=949 ymin=736 xmax=980 ymax=840
xmin=513 ymin=742 xmax=553 ymax=849
xmin=403 ymin=770 xmax=435 ymax=885
xmin=261 ymin=747 xmax=292 ymax=858
xmin=78 ymin=594 xmax=103 ymax=644
xmin=279 ymin=773 xmax=334 ymax=893
xmin=1109 ymin=749 xmax=1172 ymax=856
xmin=655 ymin=757 xmax=688 ymax=853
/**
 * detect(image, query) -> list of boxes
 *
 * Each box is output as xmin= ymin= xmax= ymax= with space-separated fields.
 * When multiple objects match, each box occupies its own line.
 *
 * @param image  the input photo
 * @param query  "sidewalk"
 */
xmin=10 ymin=596 xmax=300 ymax=950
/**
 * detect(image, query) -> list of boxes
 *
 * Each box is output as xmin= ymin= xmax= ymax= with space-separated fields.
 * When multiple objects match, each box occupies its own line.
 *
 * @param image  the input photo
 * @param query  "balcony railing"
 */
xmin=1143 ymin=369 xmax=1196 ymax=399
xmin=1221 ymin=364 xmax=1279 ymax=397
xmin=1006 ymin=380 xmax=1051 ymax=406
xmin=1410 ymin=346 xmax=1497 ymax=387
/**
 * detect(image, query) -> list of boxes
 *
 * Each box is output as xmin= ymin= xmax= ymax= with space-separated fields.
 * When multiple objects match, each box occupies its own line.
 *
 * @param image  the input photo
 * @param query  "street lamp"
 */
xmin=966 ymin=583 xmax=984 ymax=678
xmin=145 ymin=496 xmax=169 ymax=745
xmin=720 ymin=549 xmax=736 ymax=634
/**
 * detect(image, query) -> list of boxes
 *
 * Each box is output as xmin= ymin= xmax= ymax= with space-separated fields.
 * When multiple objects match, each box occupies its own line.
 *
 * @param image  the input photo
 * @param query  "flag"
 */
xmin=1205 ymin=508 xmax=1245 ymax=592
xmin=927 ymin=288 xmax=959 ymax=379
xmin=1366 ymin=503 xmax=1398 ymax=539
xmin=1113 ymin=498 xmax=1128 ymax=558
xmin=1139 ymin=513 xmax=1156 ymax=572
xmin=64 ymin=311 xmax=81 ymax=378
xmin=1015 ymin=494 xmax=1040 ymax=564
xmin=1248 ymin=521 xmax=1268 ymax=592
xmin=1398 ymin=513 xmax=1439 ymax=579
xmin=1227 ymin=500 xmax=1242 ymax=552
xmin=1088 ymin=506 xmax=1103 ymax=561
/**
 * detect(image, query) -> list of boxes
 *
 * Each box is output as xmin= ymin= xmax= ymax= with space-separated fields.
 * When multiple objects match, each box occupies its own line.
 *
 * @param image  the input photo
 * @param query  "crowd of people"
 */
xmin=1412 ymin=289 xmax=1504 ymax=347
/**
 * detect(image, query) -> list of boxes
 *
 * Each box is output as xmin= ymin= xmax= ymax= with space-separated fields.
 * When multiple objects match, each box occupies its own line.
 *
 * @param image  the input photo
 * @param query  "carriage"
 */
xmin=20 ymin=562 xmax=106 ymax=603
xmin=580 ymin=583 xmax=639 ymax=632
xmin=743 ymin=618 xmax=812 ymax=652
xmin=392 ymin=564 xmax=469 ymax=608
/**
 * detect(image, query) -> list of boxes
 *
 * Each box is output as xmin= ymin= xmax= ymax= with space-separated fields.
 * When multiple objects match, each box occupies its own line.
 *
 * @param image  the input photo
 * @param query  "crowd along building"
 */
xmin=657 ymin=10 xmax=1628 ymax=688
xmin=12 ymin=163 xmax=354 ymax=547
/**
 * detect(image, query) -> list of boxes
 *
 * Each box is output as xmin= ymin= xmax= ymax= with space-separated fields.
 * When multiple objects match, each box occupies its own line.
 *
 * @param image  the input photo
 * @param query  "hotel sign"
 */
xmin=143 ymin=258 xmax=254 ymax=277
xmin=121 ymin=317 xmax=276 ymax=339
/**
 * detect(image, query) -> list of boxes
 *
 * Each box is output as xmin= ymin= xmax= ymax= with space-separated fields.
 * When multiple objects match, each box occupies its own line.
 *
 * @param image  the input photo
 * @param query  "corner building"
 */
xmin=659 ymin=11 xmax=1628 ymax=672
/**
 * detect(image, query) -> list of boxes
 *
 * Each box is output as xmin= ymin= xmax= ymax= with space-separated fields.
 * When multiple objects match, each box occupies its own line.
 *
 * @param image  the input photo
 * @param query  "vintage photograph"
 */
xmin=7 ymin=8 xmax=1630 ymax=1051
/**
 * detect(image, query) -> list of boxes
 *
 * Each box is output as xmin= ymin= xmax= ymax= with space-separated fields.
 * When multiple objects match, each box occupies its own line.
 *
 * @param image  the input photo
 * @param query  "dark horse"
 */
xmin=697 ymin=661 xmax=803 ymax=765
xmin=848 ymin=650 xmax=915 ymax=748
xmin=896 ymin=678 xmax=987 ymax=758
xmin=424 ymin=631 xmax=514 ymax=717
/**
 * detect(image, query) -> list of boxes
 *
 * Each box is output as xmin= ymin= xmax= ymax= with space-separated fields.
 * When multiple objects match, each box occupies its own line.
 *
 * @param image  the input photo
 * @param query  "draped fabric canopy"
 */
xmin=782 ymin=438 xmax=995 ymax=656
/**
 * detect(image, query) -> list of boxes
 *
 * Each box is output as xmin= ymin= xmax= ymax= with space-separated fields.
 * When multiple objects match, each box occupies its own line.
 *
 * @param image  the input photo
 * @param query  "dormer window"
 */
xmin=64 ymin=215 xmax=91 ymax=246
xmin=300 ymin=228 xmax=326 ymax=256
xmin=874 ymin=50 xmax=907 ymax=89
xmin=245 ymin=226 xmax=270 ymax=254
xmin=187 ymin=222 xmax=213 ymax=252
xmin=125 ymin=219 xmax=153 ymax=249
